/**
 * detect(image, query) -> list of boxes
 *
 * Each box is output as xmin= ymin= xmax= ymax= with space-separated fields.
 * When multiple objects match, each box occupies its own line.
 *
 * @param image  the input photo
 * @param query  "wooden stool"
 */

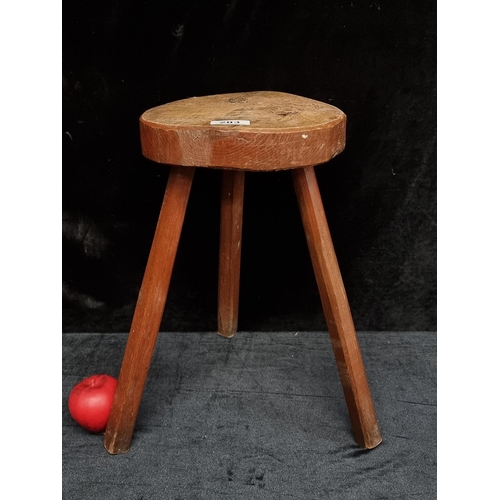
xmin=104 ymin=91 xmax=382 ymax=454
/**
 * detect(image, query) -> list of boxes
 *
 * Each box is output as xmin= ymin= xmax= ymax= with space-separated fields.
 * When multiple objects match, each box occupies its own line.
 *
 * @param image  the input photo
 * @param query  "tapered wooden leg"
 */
xmin=218 ymin=170 xmax=245 ymax=338
xmin=292 ymin=166 xmax=382 ymax=449
xmin=104 ymin=166 xmax=195 ymax=454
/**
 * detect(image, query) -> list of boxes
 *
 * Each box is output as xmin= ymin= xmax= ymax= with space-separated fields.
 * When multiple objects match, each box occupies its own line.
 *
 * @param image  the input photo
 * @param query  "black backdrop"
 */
xmin=62 ymin=0 xmax=436 ymax=333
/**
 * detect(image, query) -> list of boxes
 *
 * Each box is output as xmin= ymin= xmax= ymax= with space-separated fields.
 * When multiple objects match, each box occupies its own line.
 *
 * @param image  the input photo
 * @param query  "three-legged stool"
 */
xmin=104 ymin=91 xmax=382 ymax=454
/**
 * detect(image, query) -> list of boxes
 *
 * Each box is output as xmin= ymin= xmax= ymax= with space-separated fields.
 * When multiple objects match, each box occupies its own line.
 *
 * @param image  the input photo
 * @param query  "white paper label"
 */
xmin=210 ymin=119 xmax=250 ymax=126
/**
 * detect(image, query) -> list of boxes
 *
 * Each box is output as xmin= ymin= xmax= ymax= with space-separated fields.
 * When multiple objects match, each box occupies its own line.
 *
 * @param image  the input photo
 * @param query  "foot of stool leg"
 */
xmin=103 ymin=166 xmax=195 ymax=454
xmin=292 ymin=166 xmax=382 ymax=449
xmin=218 ymin=170 xmax=245 ymax=338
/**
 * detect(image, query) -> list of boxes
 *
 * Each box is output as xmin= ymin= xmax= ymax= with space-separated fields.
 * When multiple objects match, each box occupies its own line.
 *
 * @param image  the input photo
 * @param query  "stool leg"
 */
xmin=218 ymin=170 xmax=245 ymax=338
xmin=292 ymin=166 xmax=382 ymax=449
xmin=104 ymin=166 xmax=195 ymax=454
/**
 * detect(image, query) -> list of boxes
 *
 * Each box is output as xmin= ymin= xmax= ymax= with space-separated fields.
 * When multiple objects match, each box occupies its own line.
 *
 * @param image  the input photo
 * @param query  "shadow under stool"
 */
xmin=103 ymin=91 xmax=382 ymax=454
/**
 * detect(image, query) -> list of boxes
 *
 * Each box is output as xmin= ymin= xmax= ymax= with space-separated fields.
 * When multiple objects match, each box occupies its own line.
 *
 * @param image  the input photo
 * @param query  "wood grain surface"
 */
xmin=140 ymin=91 xmax=346 ymax=170
xmin=218 ymin=170 xmax=245 ymax=338
xmin=292 ymin=166 xmax=382 ymax=449
xmin=104 ymin=166 xmax=194 ymax=454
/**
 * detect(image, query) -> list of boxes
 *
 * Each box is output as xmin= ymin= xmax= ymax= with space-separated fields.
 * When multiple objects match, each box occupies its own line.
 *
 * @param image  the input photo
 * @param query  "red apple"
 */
xmin=68 ymin=374 xmax=118 ymax=433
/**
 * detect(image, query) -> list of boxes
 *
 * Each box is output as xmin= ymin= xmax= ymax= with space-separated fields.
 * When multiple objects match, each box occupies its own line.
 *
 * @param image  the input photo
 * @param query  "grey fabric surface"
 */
xmin=62 ymin=331 xmax=436 ymax=499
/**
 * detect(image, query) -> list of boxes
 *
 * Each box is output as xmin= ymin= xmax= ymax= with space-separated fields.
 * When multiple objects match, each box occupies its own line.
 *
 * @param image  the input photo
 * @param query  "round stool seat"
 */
xmin=140 ymin=91 xmax=346 ymax=171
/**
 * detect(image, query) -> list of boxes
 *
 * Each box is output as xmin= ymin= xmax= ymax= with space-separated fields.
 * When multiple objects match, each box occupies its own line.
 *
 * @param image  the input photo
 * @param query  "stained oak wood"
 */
xmin=218 ymin=170 xmax=245 ymax=338
xmin=292 ymin=166 xmax=382 ymax=449
xmin=140 ymin=91 xmax=346 ymax=171
xmin=104 ymin=166 xmax=194 ymax=454
xmin=104 ymin=92 xmax=381 ymax=454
